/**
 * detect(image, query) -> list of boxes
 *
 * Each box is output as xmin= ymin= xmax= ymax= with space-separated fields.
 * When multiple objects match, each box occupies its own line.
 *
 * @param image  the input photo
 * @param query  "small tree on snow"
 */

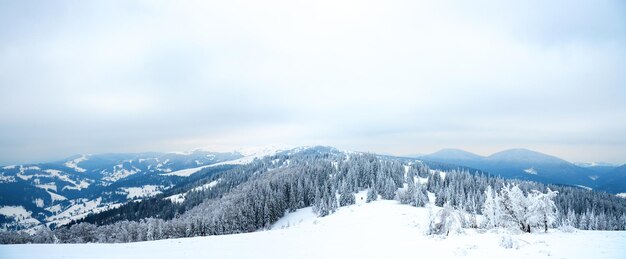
xmin=499 ymin=184 xmax=531 ymax=232
xmin=339 ymin=182 xmax=356 ymax=206
xmin=398 ymin=183 xmax=417 ymax=206
xmin=426 ymin=203 xmax=463 ymax=236
xmin=380 ymin=177 xmax=397 ymax=200
xmin=482 ymin=185 xmax=500 ymax=229
xmin=484 ymin=184 xmax=559 ymax=233
xmin=366 ymin=188 xmax=377 ymax=203
xmin=414 ymin=183 xmax=429 ymax=207
xmin=528 ymin=188 xmax=559 ymax=232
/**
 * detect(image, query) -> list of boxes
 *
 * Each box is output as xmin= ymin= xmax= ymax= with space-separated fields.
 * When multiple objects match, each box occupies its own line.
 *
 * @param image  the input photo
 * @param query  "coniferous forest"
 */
xmin=1 ymin=147 xmax=625 ymax=244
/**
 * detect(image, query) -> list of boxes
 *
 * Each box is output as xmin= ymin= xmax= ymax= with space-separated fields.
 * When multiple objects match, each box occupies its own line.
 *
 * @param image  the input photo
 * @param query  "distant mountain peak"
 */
xmin=190 ymin=144 xmax=294 ymax=157
xmin=487 ymin=148 xmax=567 ymax=164
xmin=422 ymin=148 xmax=484 ymax=161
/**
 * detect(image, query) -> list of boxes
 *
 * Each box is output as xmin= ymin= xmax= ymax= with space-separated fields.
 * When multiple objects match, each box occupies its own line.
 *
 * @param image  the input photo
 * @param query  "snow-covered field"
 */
xmin=2 ymin=199 xmax=625 ymax=259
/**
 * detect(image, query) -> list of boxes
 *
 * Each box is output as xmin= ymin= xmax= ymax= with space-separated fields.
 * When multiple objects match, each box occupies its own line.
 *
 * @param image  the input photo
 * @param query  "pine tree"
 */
xmin=414 ymin=183 xmax=429 ymax=207
xmin=482 ymin=185 xmax=498 ymax=229
xmin=366 ymin=188 xmax=378 ymax=203
xmin=398 ymin=183 xmax=416 ymax=205
xmin=339 ymin=182 xmax=356 ymax=206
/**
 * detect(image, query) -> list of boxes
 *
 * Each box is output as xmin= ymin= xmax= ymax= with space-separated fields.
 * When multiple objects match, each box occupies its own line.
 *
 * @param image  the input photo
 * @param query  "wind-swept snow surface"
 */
xmin=2 ymin=201 xmax=625 ymax=259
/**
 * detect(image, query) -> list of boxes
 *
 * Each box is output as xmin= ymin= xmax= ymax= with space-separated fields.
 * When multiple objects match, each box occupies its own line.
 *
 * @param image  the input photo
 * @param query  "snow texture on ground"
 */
xmin=2 ymin=200 xmax=625 ymax=259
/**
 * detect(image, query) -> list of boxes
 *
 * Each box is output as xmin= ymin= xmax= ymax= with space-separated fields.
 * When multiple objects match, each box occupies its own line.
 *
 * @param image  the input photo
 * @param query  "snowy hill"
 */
xmin=2 ymin=199 xmax=625 ymax=259
xmin=0 ymin=146 xmax=340 ymax=232
xmin=421 ymin=148 xmax=484 ymax=162
xmin=0 ymin=150 xmax=244 ymax=231
xmin=1 ymin=145 xmax=625 ymax=259
xmin=3 ymin=145 xmax=625 ymax=234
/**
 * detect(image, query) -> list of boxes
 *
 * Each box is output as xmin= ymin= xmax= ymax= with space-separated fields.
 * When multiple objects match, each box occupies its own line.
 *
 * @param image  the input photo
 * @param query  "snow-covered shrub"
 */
xmin=528 ymin=188 xmax=558 ymax=232
xmin=426 ymin=204 xmax=464 ymax=237
xmin=499 ymin=234 xmax=519 ymax=249
xmin=483 ymin=184 xmax=559 ymax=233
xmin=558 ymin=225 xmax=577 ymax=233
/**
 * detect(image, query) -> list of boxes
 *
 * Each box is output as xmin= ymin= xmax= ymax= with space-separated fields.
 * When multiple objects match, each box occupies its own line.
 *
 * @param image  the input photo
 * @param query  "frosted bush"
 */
xmin=558 ymin=225 xmax=577 ymax=233
xmin=426 ymin=204 xmax=464 ymax=237
xmin=499 ymin=234 xmax=519 ymax=249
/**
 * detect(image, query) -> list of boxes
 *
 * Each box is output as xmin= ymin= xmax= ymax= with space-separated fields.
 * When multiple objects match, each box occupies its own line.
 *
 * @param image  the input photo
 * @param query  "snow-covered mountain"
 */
xmin=0 ymin=145 xmax=316 ymax=232
xmin=419 ymin=148 xmax=484 ymax=162
xmin=2 ymin=145 xmax=624 ymax=234
xmin=0 ymin=150 xmax=245 ymax=231
xmin=420 ymin=148 xmax=624 ymax=192
xmin=595 ymin=164 xmax=626 ymax=193
xmin=1 ymin=144 xmax=625 ymax=259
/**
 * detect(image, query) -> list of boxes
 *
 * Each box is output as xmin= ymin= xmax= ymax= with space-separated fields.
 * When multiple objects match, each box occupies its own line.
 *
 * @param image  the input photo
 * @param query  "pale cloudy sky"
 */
xmin=1 ymin=0 xmax=625 ymax=164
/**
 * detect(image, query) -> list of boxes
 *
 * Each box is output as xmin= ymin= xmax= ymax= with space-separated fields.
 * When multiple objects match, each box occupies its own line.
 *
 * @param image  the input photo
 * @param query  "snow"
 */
xmin=15 ymin=166 xmax=43 ymax=180
xmin=24 ymin=166 xmax=41 ymax=170
xmin=47 ymin=190 xmax=67 ymax=202
xmin=191 ymin=180 xmax=219 ymax=192
xmin=64 ymin=155 xmax=88 ymax=173
xmin=165 ymin=193 xmax=186 ymax=203
xmin=0 ymin=206 xmax=40 ymax=230
xmin=163 ymin=165 xmax=211 ymax=177
xmin=0 ymin=206 xmax=32 ymax=219
xmin=45 ymin=198 xmax=120 ymax=227
xmin=34 ymin=198 xmax=44 ymax=208
xmin=0 ymin=173 xmax=16 ymax=182
xmin=45 ymin=204 xmax=63 ymax=214
xmin=211 ymin=145 xmax=288 ymax=166
xmin=164 ymin=180 xmax=219 ymax=203
xmin=271 ymin=207 xmax=317 ymax=230
xmin=3 ymin=200 xmax=625 ymax=259
xmin=2 ymin=165 xmax=16 ymax=169
xmin=167 ymin=151 xmax=192 ymax=155
xmin=102 ymin=165 xmax=140 ymax=182
xmin=523 ymin=168 xmax=538 ymax=175
xmin=18 ymin=168 xmax=90 ymax=191
xmin=61 ymin=180 xmax=90 ymax=191
xmin=575 ymin=185 xmax=593 ymax=191
xmin=576 ymin=162 xmax=617 ymax=167
xmin=616 ymin=193 xmax=626 ymax=199
xmin=163 ymin=146 xmax=288 ymax=177
xmin=36 ymin=183 xmax=57 ymax=192
xmin=121 ymin=185 xmax=163 ymax=199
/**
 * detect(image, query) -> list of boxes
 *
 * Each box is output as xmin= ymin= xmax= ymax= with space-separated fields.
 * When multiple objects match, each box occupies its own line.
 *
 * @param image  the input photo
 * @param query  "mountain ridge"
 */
xmin=419 ymin=148 xmax=624 ymax=193
xmin=2 ymin=145 xmax=625 ymax=233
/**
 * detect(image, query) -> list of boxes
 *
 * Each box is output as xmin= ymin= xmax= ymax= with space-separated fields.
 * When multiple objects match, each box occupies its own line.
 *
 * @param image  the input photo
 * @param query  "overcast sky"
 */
xmin=1 ymin=0 xmax=625 ymax=165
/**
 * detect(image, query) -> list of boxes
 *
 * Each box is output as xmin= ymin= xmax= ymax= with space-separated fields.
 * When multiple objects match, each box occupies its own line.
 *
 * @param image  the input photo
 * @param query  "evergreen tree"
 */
xmin=366 ymin=188 xmax=378 ymax=203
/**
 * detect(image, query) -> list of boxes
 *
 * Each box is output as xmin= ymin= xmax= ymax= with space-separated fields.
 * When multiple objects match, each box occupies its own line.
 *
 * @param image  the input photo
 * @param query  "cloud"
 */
xmin=0 ymin=0 xmax=625 ymax=164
